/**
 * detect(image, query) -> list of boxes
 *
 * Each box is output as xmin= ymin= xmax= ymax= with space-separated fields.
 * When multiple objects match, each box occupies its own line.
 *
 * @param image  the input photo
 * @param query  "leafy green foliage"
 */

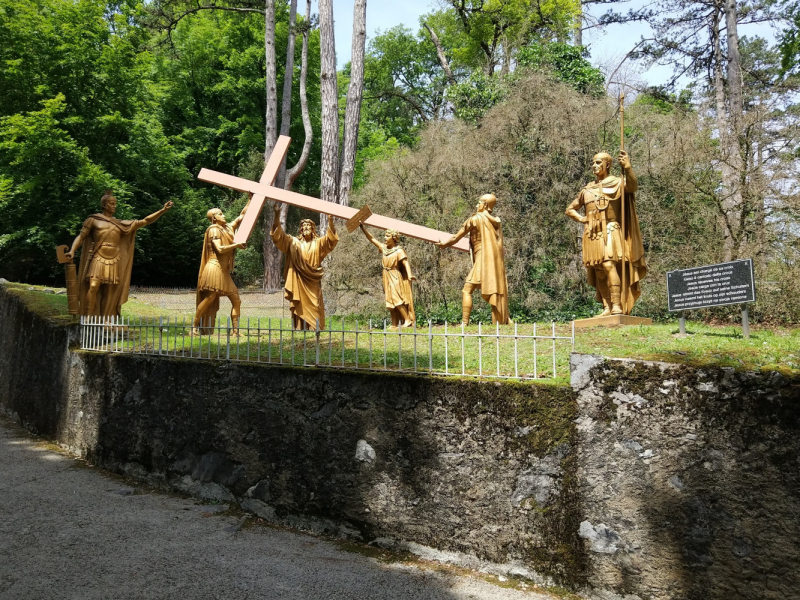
xmin=633 ymin=86 xmax=693 ymax=114
xmin=0 ymin=0 xmax=322 ymax=286
xmin=517 ymin=43 xmax=605 ymax=97
xmin=0 ymin=0 xmax=206 ymax=284
xmin=446 ymin=71 xmax=510 ymax=123
xmin=779 ymin=3 xmax=800 ymax=74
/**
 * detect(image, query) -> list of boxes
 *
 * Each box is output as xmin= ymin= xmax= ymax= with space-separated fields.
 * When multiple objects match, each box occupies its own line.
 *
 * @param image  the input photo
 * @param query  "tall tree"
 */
xmin=263 ymin=0 xmax=315 ymax=290
xmin=613 ymin=0 xmax=781 ymax=261
xmin=146 ymin=0 xmax=315 ymax=289
xmin=317 ymin=0 xmax=368 ymax=232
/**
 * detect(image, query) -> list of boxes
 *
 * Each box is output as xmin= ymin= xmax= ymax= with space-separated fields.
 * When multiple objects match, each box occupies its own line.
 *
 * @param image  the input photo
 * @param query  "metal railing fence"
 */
xmin=79 ymin=315 xmax=574 ymax=380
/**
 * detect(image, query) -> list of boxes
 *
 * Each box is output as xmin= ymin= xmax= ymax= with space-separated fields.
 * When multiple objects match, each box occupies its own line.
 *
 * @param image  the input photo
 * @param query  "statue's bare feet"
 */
xmin=611 ymin=304 xmax=623 ymax=315
xmin=192 ymin=327 xmax=201 ymax=336
xmin=401 ymin=321 xmax=414 ymax=328
xmin=599 ymin=308 xmax=612 ymax=317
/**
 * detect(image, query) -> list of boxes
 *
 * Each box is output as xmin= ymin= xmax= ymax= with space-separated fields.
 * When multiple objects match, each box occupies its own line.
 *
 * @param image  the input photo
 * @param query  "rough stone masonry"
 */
xmin=1 ymin=284 xmax=798 ymax=600
xmin=571 ymin=354 xmax=800 ymax=600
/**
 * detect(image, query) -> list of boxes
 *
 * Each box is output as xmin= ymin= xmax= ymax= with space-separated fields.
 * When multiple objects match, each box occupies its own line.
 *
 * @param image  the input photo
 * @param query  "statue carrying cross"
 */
xmin=197 ymin=135 xmax=469 ymax=330
xmin=198 ymin=136 xmax=470 ymax=251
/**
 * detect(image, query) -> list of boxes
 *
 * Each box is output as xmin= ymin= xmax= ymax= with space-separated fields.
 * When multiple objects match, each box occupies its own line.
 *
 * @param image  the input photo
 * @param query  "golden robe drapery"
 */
xmin=76 ymin=214 xmax=143 ymax=317
xmin=272 ymin=224 xmax=338 ymax=330
xmin=195 ymin=223 xmax=238 ymax=331
xmin=379 ymin=245 xmax=415 ymax=321
xmin=575 ymin=174 xmax=647 ymax=313
xmin=463 ymin=212 xmax=509 ymax=324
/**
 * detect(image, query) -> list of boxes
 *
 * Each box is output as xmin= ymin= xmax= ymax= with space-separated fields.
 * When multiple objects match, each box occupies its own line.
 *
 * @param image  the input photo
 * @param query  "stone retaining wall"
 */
xmin=572 ymin=354 xmax=800 ymax=600
xmin=0 ymin=286 xmax=583 ymax=588
xmin=2 ymin=285 xmax=798 ymax=599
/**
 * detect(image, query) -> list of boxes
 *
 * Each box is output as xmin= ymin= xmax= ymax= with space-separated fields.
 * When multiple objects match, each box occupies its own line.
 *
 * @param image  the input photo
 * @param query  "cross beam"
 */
xmin=229 ymin=135 xmax=291 ymax=245
xmin=197 ymin=135 xmax=469 ymax=252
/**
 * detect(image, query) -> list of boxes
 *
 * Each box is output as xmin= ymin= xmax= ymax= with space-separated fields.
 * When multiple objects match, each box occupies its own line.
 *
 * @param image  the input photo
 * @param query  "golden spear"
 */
xmin=619 ymin=92 xmax=628 ymax=315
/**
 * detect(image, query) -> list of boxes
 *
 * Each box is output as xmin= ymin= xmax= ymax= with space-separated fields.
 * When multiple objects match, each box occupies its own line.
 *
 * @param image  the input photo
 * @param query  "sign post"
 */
xmin=666 ymin=258 xmax=756 ymax=338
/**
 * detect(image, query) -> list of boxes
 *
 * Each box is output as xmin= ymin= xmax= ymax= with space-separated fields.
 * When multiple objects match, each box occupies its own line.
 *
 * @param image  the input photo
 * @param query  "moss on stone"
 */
xmin=2 ymin=283 xmax=74 ymax=324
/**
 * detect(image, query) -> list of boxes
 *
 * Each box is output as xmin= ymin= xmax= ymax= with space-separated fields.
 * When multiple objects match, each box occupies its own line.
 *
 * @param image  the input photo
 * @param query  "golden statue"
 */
xmin=565 ymin=151 xmax=647 ymax=316
xmin=193 ymin=206 xmax=248 ymax=334
xmin=359 ymin=224 xmax=416 ymax=327
xmin=436 ymin=193 xmax=509 ymax=325
xmin=270 ymin=203 xmax=338 ymax=330
xmin=65 ymin=190 xmax=173 ymax=317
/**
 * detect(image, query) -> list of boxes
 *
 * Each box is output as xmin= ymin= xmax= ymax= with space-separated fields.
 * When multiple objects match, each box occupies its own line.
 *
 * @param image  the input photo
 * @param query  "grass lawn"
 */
xmin=5 ymin=282 xmax=798 ymax=384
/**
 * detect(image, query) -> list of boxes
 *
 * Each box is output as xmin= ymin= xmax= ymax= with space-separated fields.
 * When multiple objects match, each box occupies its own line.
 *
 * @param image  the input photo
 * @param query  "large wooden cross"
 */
xmin=197 ymin=135 xmax=469 ymax=252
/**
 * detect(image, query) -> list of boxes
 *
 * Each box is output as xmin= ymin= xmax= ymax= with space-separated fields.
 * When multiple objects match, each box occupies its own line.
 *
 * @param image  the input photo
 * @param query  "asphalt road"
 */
xmin=0 ymin=417 xmax=555 ymax=600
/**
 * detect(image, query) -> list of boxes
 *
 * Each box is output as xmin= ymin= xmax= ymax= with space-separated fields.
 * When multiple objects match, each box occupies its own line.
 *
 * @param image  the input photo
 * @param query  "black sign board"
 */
xmin=667 ymin=259 xmax=755 ymax=312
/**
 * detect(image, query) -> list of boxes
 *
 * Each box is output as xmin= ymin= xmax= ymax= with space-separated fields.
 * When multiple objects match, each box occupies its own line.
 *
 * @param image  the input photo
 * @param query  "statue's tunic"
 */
xmin=460 ymin=211 xmax=509 ymax=324
xmin=573 ymin=174 xmax=647 ymax=312
xmin=194 ymin=222 xmax=240 ymax=331
xmin=379 ymin=245 xmax=414 ymax=318
xmin=271 ymin=225 xmax=338 ymax=330
xmin=198 ymin=224 xmax=238 ymax=296
xmin=77 ymin=214 xmax=144 ymax=316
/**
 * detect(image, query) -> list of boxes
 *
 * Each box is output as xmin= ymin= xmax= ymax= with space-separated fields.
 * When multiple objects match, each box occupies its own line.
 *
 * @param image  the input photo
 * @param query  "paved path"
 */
xmin=0 ymin=418 xmax=555 ymax=600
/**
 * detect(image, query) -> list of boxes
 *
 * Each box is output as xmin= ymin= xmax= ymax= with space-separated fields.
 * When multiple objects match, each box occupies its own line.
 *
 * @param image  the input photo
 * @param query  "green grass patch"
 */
xmin=574 ymin=321 xmax=799 ymax=377
xmin=6 ymin=283 xmax=797 ymax=381
xmin=3 ymin=282 xmax=74 ymax=323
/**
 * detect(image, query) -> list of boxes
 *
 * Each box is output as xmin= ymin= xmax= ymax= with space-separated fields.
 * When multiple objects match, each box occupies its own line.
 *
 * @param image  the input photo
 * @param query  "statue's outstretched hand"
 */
xmin=163 ymin=201 xmax=174 ymax=210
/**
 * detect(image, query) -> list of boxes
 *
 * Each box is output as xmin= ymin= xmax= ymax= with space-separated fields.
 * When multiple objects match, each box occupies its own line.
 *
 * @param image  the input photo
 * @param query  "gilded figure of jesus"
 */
xmin=271 ymin=203 xmax=338 ymax=330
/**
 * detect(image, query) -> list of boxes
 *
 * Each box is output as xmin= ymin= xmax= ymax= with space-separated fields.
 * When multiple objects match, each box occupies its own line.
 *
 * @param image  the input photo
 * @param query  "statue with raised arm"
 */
xmin=65 ymin=190 xmax=173 ymax=317
xmin=271 ymin=203 xmax=338 ymax=330
xmin=359 ymin=224 xmax=416 ymax=327
xmin=194 ymin=205 xmax=248 ymax=334
xmin=565 ymin=151 xmax=647 ymax=316
xmin=436 ymin=193 xmax=509 ymax=325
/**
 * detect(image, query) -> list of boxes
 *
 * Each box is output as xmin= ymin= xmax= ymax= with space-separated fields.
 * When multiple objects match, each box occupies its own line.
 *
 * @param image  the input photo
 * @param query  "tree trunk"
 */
xmin=318 ymin=0 xmax=338 ymax=233
xmin=261 ymin=0 xmax=280 ymax=290
xmin=286 ymin=0 xmax=313 ymax=193
xmin=711 ymin=3 xmax=741 ymax=261
xmin=724 ymin=0 xmax=743 ymax=135
xmin=337 ymin=0 xmax=367 ymax=208
xmin=261 ymin=0 xmax=288 ymax=291
xmin=575 ymin=1 xmax=583 ymax=46
xmin=276 ymin=0 xmax=298 ymax=190
xmin=423 ymin=22 xmax=455 ymax=85
xmin=724 ymin=0 xmax=748 ymax=259
xmin=263 ymin=0 xmax=278 ymax=160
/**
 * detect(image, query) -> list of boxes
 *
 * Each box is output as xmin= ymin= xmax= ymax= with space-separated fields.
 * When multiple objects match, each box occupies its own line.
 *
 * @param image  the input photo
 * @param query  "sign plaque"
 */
xmin=666 ymin=258 xmax=755 ymax=338
xmin=667 ymin=259 xmax=755 ymax=312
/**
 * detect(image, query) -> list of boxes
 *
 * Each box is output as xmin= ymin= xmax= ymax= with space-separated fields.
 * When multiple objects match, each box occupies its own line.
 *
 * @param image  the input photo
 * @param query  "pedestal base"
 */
xmin=572 ymin=315 xmax=653 ymax=329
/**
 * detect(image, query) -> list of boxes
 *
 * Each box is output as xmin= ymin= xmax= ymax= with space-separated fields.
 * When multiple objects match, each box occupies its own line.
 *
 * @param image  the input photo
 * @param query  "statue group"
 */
xmin=62 ymin=151 xmax=647 ymax=328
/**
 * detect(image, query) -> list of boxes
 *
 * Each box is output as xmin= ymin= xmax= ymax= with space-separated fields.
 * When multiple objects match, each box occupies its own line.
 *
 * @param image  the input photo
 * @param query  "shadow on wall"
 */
xmin=0 ymin=287 xmax=75 ymax=438
xmin=575 ymin=356 xmax=800 ymax=600
xmin=0 ymin=285 xmax=587 ymax=589
xmin=73 ymin=356 xmax=586 ymax=586
xmin=649 ymin=373 xmax=800 ymax=600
